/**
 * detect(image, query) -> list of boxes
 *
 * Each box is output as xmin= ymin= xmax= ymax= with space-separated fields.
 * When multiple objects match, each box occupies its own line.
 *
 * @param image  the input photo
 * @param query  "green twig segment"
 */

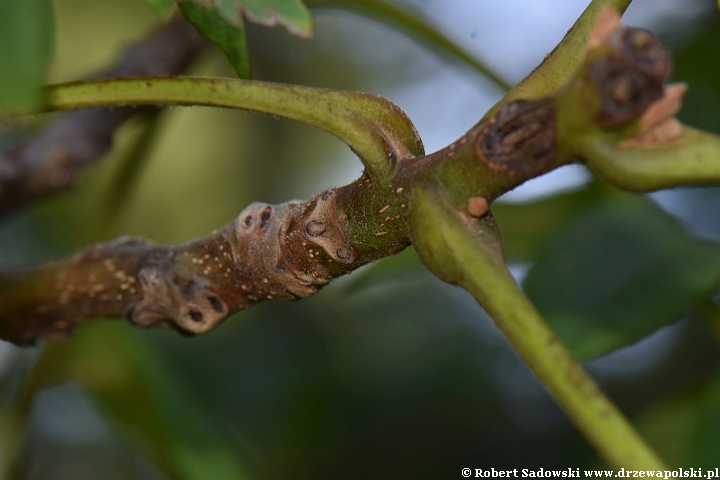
xmin=408 ymin=184 xmax=667 ymax=470
xmin=44 ymin=76 xmax=424 ymax=185
xmin=578 ymin=126 xmax=720 ymax=191
xmin=486 ymin=0 xmax=632 ymax=118
xmin=307 ymin=0 xmax=511 ymax=91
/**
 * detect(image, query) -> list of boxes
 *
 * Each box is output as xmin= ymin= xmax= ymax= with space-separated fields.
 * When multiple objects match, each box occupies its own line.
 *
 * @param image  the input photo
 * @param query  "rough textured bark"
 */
xmin=0 ymin=176 xmax=412 ymax=345
xmin=0 ymin=17 xmax=207 ymax=217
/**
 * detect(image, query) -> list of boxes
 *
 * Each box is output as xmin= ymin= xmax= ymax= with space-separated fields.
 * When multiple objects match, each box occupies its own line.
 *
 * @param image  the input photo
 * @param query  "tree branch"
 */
xmin=0 ymin=176 xmax=411 ymax=344
xmin=0 ymin=17 xmax=207 ymax=217
xmin=4 ymin=7 xmax=719 ymax=352
xmin=4 ymin=4 xmax=711 ymax=470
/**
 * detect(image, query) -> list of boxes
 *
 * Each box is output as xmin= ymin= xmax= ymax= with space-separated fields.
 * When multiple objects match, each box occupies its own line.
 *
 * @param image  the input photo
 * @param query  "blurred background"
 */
xmin=1 ymin=0 xmax=720 ymax=478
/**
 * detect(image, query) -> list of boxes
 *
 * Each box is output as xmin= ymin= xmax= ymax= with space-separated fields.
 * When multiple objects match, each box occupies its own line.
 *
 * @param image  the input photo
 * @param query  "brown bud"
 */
xmin=476 ymin=98 xmax=557 ymax=176
xmin=587 ymin=27 xmax=671 ymax=126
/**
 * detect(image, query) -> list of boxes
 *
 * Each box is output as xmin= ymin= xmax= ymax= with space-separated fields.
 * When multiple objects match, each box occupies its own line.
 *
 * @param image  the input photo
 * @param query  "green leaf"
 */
xmin=306 ymin=0 xmax=510 ymax=91
xmin=179 ymin=1 xmax=251 ymax=78
xmin=190 ymin=0 xmax=313 ymax=38
xmin=523 ymin=197 xmax=720 ymax=361
xmin=145 ymin=0 xmax=175 ymax=18
xmin=3 ymin=323 xmax=255 ymax=480
xmin=0 ymin=0 xmax=53 ymax=113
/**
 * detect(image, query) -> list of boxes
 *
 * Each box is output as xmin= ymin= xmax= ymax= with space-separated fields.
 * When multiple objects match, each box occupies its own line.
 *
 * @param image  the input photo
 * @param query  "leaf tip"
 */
xmin=238 ymin=3 xmax=314 ymax=38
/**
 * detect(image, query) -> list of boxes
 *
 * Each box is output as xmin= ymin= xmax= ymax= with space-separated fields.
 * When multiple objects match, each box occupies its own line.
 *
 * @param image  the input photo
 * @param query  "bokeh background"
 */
xmin=1 ymin=0 xmax=720 ymax=478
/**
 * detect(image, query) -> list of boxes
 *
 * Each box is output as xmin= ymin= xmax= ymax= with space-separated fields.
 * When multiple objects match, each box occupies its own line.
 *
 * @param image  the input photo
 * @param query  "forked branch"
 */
xmin=4 ymin=8 xmax=720 ymax=346
xmin=5 ymin=4 xmax=720 ymax=470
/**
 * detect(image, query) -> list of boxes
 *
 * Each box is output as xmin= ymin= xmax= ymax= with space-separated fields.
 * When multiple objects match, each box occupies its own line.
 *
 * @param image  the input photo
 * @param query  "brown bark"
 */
xmin=0 ymin=180 xmax=411 ymax=345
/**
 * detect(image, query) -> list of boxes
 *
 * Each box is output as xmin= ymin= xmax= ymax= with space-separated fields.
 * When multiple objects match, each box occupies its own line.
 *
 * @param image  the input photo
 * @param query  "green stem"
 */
xmin=578 ymin=127 xmax=720 ymax=192
xmin=486 ymin=0 xmax=633 ymax=117
xmin=467 ymin=262 xmax=665 ymax=469
xmin=409 ymin=185 xmax=667 ymax=470
xmin=43 ymin=76 xmax=424 ymax=185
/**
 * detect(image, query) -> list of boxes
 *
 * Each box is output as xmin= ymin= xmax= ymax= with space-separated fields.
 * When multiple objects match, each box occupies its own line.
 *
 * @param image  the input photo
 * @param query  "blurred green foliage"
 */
xmin=0 ymin=0 xmax=54 ymax=113
xmin=177 ymin=1 xmax=251 ymax=78
xmin=186 ymin=0 xmax=313 ymax=36
xmin=671 ymin=13 xmax=720 ymax=135
xmin=2 ymin=0 xmax=720 ymax=478
xmin=523 ymin=194 xmax=720 ymax=361
xmin=145 ymin=0 xmax=174 ymax=18
xmin=637 ymin=369 xmax=720 ymax=468
xmin=4 ymin=322 xmax=255 ymax=480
